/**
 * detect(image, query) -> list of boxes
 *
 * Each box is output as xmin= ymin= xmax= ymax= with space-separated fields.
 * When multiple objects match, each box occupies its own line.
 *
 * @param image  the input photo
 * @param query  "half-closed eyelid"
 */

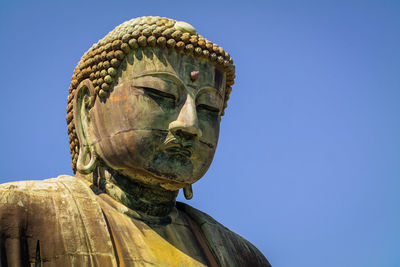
xmin=197 ymin=104 xmax=220 ymax=113
xmin=132 ymin=75 xmax=179 ymax=99
xmin=196 ymin=89 xmax=223 ymax=110
xmin=140 ymin=86 xmax=176 ymax=100
xmin=197 ymin=87 xmax=223 ymax=100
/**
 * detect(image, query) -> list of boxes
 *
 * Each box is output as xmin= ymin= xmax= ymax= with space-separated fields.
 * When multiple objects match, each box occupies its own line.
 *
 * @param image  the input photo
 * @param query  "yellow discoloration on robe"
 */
xmin=98 ymin=194 xmax=208 ymax=266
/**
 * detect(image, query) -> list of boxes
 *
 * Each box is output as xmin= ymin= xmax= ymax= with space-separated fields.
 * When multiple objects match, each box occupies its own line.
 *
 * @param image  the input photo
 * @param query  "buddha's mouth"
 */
xmin=162 ymin=143 xmax=193 ymax=158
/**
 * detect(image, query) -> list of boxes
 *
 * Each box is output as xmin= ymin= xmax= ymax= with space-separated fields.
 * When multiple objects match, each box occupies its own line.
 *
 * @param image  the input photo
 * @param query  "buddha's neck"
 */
xmin=83 ymin=167 xmax=179 ymax=219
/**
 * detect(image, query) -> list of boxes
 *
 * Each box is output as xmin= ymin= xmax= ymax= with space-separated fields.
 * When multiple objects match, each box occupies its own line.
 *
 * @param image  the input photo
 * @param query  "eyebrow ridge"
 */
xmin=197 ymin=87 xmax=223 ymax=101
xmin=134 ymin=71 xmax=223 ymax=99
xmin=133 ymin=72 xmax=185 ymax=87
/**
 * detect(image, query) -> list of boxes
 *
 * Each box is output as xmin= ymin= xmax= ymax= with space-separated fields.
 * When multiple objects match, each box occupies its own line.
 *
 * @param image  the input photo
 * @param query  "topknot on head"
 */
xmin=174 ymin=21 xmax=197 ymax=35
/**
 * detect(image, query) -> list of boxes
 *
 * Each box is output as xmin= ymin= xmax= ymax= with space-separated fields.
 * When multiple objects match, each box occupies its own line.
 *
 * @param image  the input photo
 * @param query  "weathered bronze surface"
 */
xmin=0 ymin=16 xmax=271 ymax=266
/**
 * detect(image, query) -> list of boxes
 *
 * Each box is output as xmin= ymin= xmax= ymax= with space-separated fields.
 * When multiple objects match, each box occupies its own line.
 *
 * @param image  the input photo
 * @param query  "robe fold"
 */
xmin=0 ymin=175 xmax=271 ymax=267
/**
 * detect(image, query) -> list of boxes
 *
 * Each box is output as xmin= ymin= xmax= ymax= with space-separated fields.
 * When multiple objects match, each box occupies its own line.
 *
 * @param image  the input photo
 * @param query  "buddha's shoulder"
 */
xmin=177 ymin=202 xmax=272 ymax=267
xmin=0 ymin=175 xmax=95 ymax=208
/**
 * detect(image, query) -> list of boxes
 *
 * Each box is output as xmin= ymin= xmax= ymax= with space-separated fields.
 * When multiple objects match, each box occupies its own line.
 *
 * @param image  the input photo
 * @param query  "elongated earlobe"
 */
xmin=73 ymin=79 xmax=97 ymax=175
xmin=77 ymin=144 xmax=97 ymax=174
xmin=183 ymin=184 xmax=193 ymax=200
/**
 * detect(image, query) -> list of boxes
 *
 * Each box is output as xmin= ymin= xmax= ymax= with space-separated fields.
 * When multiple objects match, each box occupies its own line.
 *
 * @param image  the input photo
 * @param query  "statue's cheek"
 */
xmin=198 ymin=115 xmax=220 ymax=146
xmin=95 ymin=129 xmax=169 ymax=172
xmin=120 ymin=94 xmax=176 ymax=130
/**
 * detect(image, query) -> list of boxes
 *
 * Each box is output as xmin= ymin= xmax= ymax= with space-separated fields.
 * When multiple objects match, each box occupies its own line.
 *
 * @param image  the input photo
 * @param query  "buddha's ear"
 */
xmin=73 ymin=79 xmax=97 ymax=174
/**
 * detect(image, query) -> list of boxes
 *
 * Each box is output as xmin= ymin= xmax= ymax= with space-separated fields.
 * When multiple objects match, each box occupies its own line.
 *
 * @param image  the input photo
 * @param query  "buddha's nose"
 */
xmin=169 ymin=95 xmax=203 ymax=139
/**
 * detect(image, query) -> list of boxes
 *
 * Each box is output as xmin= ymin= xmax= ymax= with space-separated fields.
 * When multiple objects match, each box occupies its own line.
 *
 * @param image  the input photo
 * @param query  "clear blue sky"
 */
xmin=1 ymin=1 xmax=399 ymax=266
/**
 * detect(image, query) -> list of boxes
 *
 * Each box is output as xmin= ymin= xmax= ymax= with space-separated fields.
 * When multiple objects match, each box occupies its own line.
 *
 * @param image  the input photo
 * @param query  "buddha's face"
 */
xmin=88 ymin=48 xmax=226 ymax=189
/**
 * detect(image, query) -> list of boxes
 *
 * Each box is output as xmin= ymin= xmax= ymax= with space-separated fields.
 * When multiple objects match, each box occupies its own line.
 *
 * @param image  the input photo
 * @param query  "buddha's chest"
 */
xmin=100 ymin=200 xmax=209 ymax=267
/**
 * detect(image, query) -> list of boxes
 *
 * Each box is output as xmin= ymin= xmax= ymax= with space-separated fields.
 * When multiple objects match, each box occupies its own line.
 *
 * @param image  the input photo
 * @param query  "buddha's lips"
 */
xmin=161 ymin=143 xmax=193 ymax=158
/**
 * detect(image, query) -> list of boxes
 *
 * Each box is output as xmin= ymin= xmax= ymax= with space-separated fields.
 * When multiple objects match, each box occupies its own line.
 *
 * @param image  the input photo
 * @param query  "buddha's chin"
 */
xmin=145 ymin=152 xmax=196 ymax=185
xmin=154 ymin=169 xmax=203 ymax=191
xmin=144 ymin=170 xmax=198 ymax=191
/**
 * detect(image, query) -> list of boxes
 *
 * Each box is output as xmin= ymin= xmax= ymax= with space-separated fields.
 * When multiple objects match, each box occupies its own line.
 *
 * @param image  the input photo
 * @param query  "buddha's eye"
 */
xmin=197 ymin=104 xmax=220 ymax=114
xmin=196 ymin=89 xmax=222 ymax=117
xmin=140 ymin=87 xmax=176 ymax=102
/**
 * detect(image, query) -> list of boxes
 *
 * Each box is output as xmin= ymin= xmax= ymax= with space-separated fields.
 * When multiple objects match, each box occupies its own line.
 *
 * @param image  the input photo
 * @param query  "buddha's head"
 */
xmin=67 ymin=16 xmax=235 ymax=192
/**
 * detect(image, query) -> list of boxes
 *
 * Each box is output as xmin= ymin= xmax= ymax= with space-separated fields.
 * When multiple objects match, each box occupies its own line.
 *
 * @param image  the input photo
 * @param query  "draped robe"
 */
xmin=0 ymin=175 xmax=270 ymax=267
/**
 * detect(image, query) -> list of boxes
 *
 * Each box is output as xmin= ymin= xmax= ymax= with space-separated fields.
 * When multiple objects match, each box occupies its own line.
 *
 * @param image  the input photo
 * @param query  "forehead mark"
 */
xmin=190 ymin=70 xmax=200 ymax=81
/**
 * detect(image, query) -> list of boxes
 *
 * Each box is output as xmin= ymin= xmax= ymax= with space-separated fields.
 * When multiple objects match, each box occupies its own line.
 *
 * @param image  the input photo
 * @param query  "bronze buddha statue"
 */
xmin=0 ymin=16 xmax=271 ymax=267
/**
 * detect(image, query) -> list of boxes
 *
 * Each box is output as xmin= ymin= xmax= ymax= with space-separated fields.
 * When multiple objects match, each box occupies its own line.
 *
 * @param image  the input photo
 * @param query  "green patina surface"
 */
xmin=0 ymin=16 xmax=271 ymax=267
